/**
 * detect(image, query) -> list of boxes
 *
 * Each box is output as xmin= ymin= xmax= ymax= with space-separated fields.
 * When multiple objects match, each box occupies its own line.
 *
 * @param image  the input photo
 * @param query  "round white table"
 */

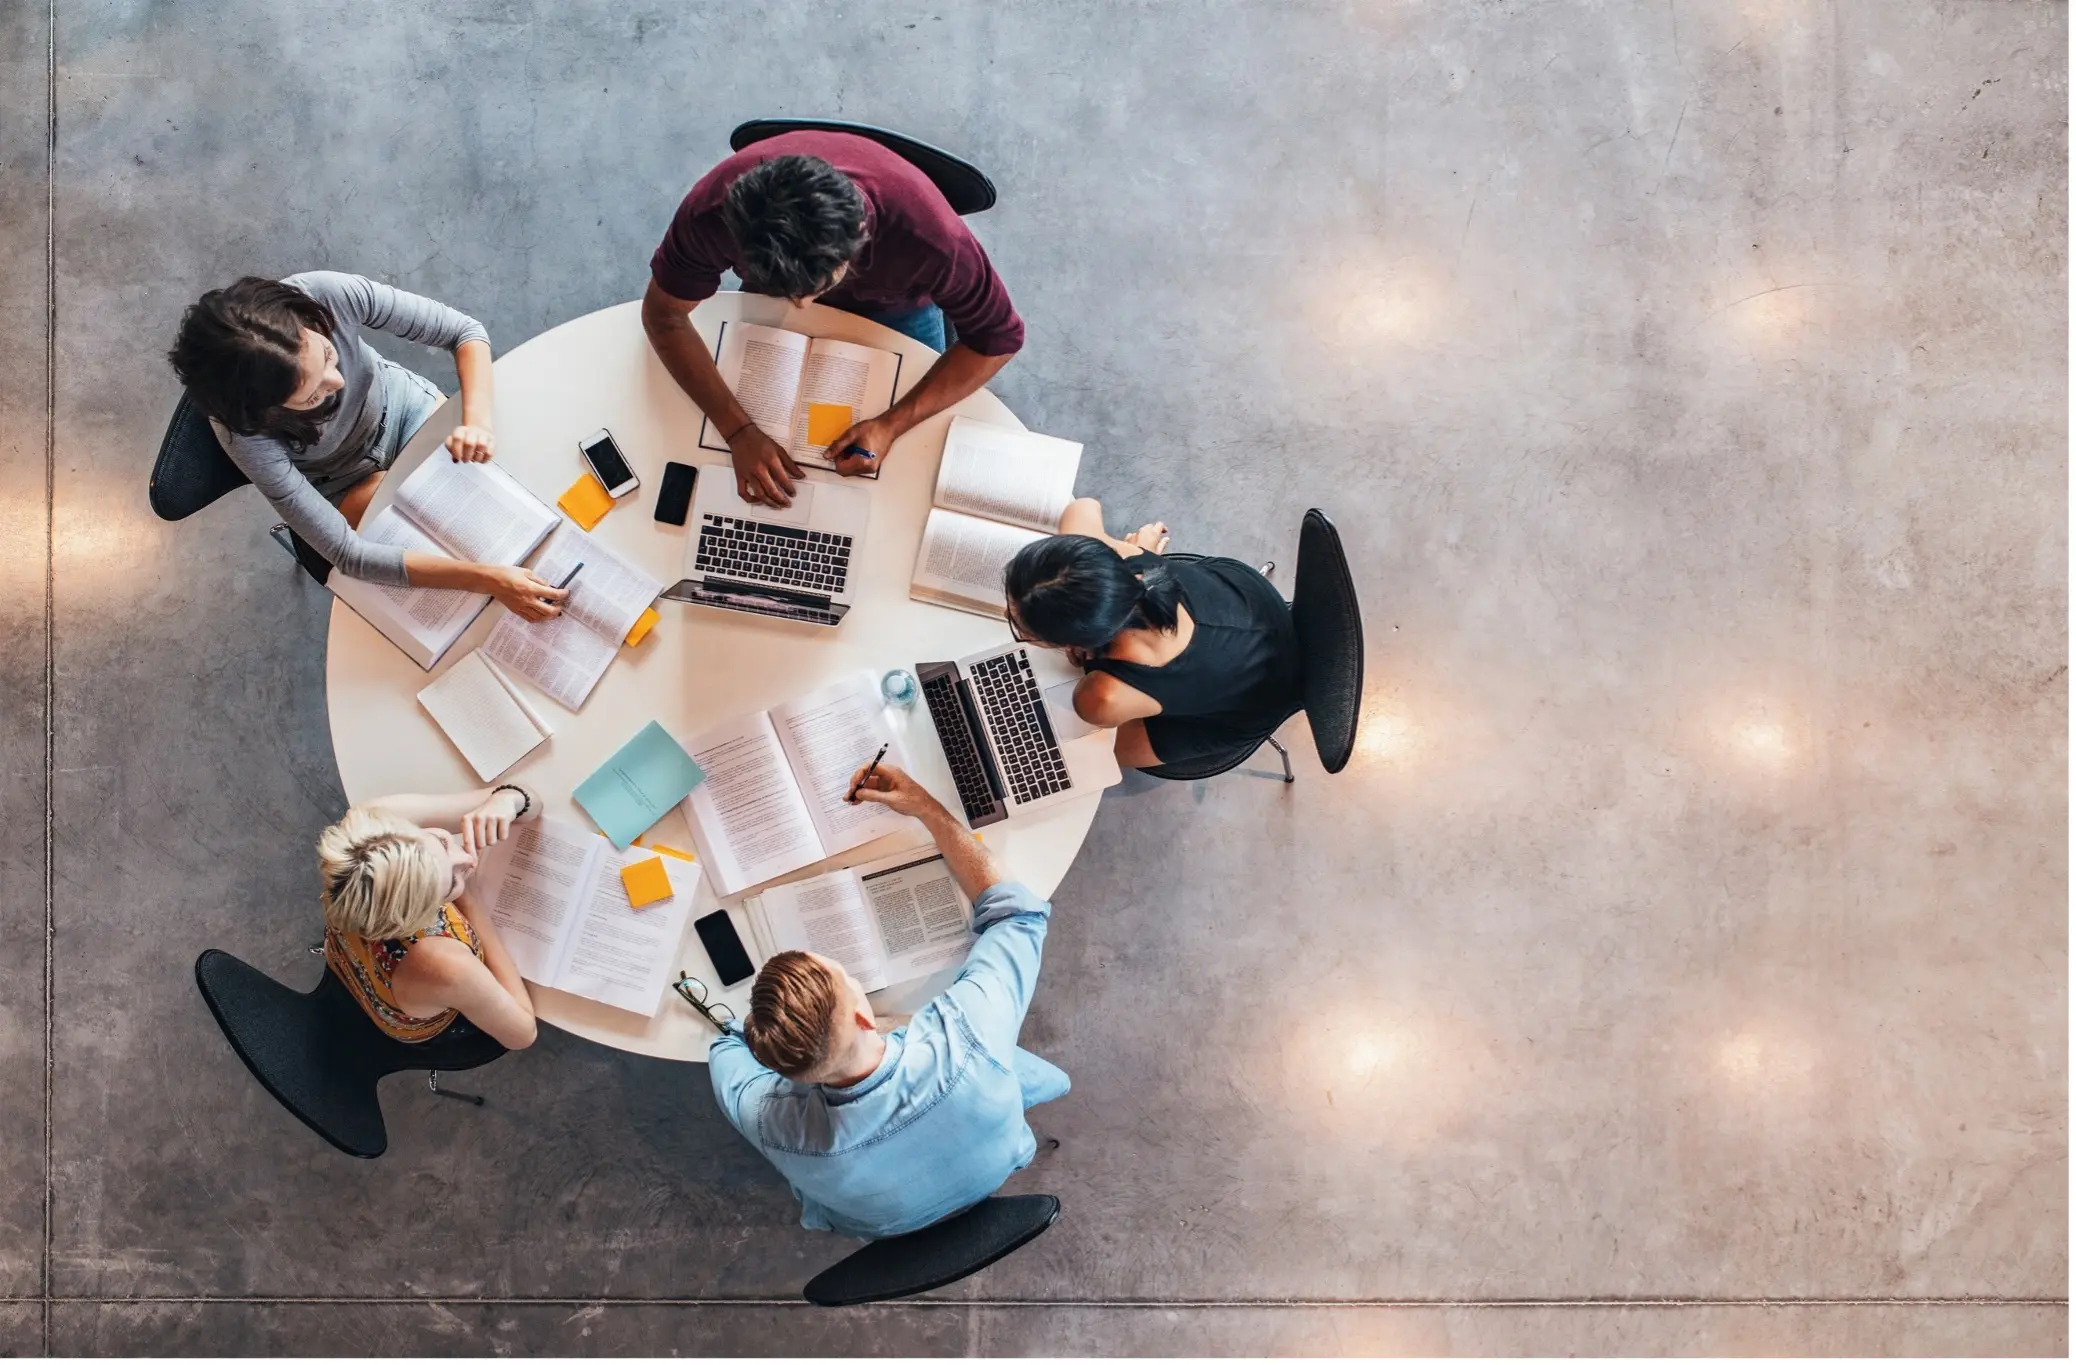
xmin=325 ymin=293 xmax=1101 ymax=1061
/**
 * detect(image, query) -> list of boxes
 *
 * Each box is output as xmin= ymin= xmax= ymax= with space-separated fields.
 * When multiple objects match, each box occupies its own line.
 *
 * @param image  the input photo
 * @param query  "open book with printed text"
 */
xmin=909 ymin=416 xmax=1084 ymax=618
xmin=677 ymin=673 xmax=919 ymax=896
xmin=328 ymin=455 xmax=559 ymax=669
xmin=483 ymin=522 xmax=663 ymax=710
xmin=471 ymin=817 xmax=702 ymax=1016
xmin=696 ymin=322 xmax=904 ymax=471
xmin=744 ymin=849 xmax=976 ymax=994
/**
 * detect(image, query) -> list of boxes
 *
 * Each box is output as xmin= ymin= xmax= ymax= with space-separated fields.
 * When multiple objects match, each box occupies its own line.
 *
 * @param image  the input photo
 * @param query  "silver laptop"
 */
xmin=917 ymin=644 xmax=1122 ymax=827
xmin=661 ymin=465 xmax=871 ymax=627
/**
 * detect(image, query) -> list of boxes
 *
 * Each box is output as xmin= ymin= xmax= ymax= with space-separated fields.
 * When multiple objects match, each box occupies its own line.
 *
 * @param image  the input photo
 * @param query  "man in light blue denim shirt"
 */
xmin=708 ymin=763 xmax=1070 ymax=1239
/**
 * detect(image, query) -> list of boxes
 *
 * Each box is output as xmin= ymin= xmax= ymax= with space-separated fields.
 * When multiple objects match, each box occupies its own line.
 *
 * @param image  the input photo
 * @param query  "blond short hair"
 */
xmin=317 ymin=806 xmax=447 ymax=941
xmin=743 ymin=951 xmax=842 ymax=1080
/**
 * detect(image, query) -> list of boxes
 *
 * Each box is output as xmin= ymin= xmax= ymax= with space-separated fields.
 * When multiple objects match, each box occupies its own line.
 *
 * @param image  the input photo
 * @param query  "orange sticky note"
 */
xmin=806 ymin=402 xmax=853 ymax=447
xmin=558 ymin=471 xmax=615 ymax=531
xmin=623 ymin=606 xmax=659 ymax=647
xmin=648 ymin=843 xmax=697 ymax=863
xmin=619 ymin=856 xmax=672 ymax=909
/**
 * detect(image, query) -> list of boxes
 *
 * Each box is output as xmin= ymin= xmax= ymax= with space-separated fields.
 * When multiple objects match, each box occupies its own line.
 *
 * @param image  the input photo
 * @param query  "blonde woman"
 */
xmin=318 ymin=785 xmax=539 ymax=1051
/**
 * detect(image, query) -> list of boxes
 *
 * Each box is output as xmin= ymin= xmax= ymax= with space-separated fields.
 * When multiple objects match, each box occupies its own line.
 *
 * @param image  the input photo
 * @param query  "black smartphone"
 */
xmin=579 ymin=428 xmax=639 ymax=497
xmin=694 ymin=909 xmax=756 ymax=987
xmin=655 ymin=460 xmax=697 ymax=525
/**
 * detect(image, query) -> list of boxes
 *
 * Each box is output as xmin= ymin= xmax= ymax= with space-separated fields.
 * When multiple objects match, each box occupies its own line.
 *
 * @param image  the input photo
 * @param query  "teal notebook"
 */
xmin=573 ymin=721 xmax=706 ymax=849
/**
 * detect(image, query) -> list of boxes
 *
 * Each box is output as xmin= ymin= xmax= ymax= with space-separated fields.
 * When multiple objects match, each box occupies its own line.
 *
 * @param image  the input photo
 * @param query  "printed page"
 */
xmin=770 ymin=674 xmax=915 ymax=858
xmin=711 ymin=322 xmax=809 ymax=448
xmin=858 ymin=852 xmax=975 ymax=986
xmin=530 ymin=522 xmax=663 ymax=644
xmin=393 ymin=455 xmax=556 ymax=566
xmin=416 ymin=649 xmax=550 ymax=781
xmin=790 ymin=337 xmax=902 ymax=467
xmin=328 ymin=508 xmax=488 ymax=668
xmin=482 ymin=607 xmax=617 ymax=711
xmin=471 ymin=817 xmax=602 ymax=986
xmin=754 ymin=870 xmax=890 ymax=994
xmin=932 ymin=416 xmax=1084 ymax=533
xmin=551 ymin=846 xmax=700 ymax=1016
xmin=679 ymin=711 xmax=825 ymax=895
xmin=910 ymin=507 xmax=1046 ymax=616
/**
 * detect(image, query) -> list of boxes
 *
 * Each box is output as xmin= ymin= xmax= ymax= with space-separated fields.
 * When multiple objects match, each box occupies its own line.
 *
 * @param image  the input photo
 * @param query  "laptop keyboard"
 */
xmin=695 ymin=516 xmax=852 ymax=595
xmin=969 ymin=651 xmax=1071 ymax=805
xmin=923 ymin=671 xmax=1002 ymax=825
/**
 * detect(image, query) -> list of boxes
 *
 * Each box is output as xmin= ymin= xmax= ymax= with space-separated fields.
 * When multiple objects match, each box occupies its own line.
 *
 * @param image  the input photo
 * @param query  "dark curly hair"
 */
xmin=722 ymin=155 xmax=869 ymax=299
xmin=166 ymin=276 xmax=338 ymax=451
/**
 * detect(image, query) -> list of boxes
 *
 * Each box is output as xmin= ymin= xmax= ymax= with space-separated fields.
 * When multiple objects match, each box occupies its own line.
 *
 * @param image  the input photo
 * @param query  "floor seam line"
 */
xmin=16 ymin=1296 xmax=2069 ymax=1309
xmin=41 ymin=0 xmax=57 ymax=1354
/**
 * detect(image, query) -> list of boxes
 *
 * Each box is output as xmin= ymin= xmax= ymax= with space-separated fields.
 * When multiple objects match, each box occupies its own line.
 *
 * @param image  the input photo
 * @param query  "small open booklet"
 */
xmin=482 ymin=523 xmax=664 ymax=710
xmin=744 ymin=849 xmax=975 ymax=994
xmin=696 ymin=321 xmax=905 ymax=471
xmin=678 ymin=673 xmax=918 ymax=896
xmin=910 ymin=416 xmax=1084 ymax=617
xmin=416 ymin=649 xmax=554 ymax=781
xmin=471 ymin=817 xmax=701 ymax=1016
xmin=329 ymin=456 xmax=560 ymax=669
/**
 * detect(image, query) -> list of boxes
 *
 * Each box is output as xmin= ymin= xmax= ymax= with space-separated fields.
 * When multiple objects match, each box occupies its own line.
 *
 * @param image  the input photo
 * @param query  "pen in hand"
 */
xmin=546 ymin=561 xmax=585 ymax=601
xmin=847 ymin=743 xmax=890 ymax=803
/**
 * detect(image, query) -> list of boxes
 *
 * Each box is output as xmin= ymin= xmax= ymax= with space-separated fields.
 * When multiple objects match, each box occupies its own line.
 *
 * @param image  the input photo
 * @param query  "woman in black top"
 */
xmin=1004 ymin=498 xmax=1302 ymax=770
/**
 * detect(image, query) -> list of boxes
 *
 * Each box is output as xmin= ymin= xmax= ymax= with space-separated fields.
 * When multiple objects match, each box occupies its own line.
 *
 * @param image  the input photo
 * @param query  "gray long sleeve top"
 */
xmin=218 ymin=272 xmax=490 ymax=585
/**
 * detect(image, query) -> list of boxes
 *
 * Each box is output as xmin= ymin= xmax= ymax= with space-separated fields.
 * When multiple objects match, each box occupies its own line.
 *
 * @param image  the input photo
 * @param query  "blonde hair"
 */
xmin=317 ymin=806 xmax=448 ymax=941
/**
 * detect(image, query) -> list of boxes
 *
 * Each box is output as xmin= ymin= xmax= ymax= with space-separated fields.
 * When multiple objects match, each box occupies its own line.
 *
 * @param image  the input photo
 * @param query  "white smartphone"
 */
xmin=580 ymin=428 xmax=640 ymax=498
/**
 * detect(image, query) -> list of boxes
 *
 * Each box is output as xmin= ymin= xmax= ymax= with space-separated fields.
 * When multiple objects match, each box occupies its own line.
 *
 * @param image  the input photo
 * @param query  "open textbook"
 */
xmin=744 ymin=849 xmax=976 ymax=994
xmin=678 ymin=673 xmax=920 ymax=896
xmin=909 ymin=416 xmax=1084 ymax=617
xmin=328 ymin=456 xmax=560 ymax=669
xmin=482 ymin=523 xmax=664 ymax=710
xmin=696 ymin=321 xmax=904 ymax=471
xmin=416 ymin=649 xmax=554 ymax=781
xmin=471 ymin=817 xmax=701 ymax=1016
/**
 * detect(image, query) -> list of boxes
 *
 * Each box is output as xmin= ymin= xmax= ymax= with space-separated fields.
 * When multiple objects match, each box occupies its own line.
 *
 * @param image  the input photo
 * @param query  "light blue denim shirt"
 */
xmin=708 ymin=879 xmax=1068 ymax=1239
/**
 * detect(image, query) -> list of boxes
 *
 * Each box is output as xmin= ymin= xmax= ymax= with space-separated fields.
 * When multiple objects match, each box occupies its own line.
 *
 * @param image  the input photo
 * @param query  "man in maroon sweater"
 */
xmin=643 ymin=130 xmax=1024 ymax=507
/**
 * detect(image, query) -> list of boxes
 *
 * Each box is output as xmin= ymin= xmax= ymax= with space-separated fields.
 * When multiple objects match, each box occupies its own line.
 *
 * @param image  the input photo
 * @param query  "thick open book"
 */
xmin=329 ymin=456 xmax=559 ymax=669
xmin=482 ymin=523 xmax=663 ymax=710
xmin=416 ymin=649 xmax=554 ymax=781
xmin=696 ymin=321 xmax=904 ymax=471
xmin=744 ymin=849 xmax=975 ymax=994
xmin=471 ymin=817 xmax=702 ymax=1016
xmin=677 ymin=673 xmax=919 ymax=896
xmin=909 ymin=416 xmax=1084 ymax=617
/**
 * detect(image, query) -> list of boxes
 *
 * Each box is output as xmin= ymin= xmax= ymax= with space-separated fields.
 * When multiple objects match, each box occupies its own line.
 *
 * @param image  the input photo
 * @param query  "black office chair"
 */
xmin=193 ymin=949 xmax=506 ymax=1159
xmin=150 ymin=392 xmax=333 ymax=585
xmin=1142 ymin=510 xmax=1364 ymax=783
xmin=729 ymin=118 xmax=997 ymax=216
xmin=802 ymin=1195 xmax=1060 ymax=1306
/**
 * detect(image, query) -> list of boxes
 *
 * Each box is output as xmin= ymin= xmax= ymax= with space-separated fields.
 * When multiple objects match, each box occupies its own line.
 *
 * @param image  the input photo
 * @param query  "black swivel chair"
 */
xmin=149 ymin=392 xmax=333 ymax=585
xmin=1143 ymin=509 xmax=1365 ymax=784
xmin=802 ymin=1195 xmax=1060 ymax=1306
xmin=729 ymin=118 xmax=997 ymax=216
xmin=193 ymin=949 xmax=506 ymax=1159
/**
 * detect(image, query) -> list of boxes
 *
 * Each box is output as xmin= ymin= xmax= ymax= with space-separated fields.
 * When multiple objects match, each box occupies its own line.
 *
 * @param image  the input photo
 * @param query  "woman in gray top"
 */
xmin=167 ymin=272 xmax=567 ymax=621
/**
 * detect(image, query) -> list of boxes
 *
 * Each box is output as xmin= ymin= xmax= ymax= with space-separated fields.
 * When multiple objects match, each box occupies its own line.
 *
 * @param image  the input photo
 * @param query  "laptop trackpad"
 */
xmin=753 ymin=481 xmax=816 ymax=525
xmin=1043 ymin=680 xmax=1098 ymax=742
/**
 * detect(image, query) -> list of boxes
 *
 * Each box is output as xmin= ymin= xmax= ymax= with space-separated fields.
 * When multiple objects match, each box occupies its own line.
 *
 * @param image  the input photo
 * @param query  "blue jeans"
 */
xmin=833 ymin=299 xmax=948 ymax=353
xmin=1014 ymin=1046 xmax=1071 ymax=1108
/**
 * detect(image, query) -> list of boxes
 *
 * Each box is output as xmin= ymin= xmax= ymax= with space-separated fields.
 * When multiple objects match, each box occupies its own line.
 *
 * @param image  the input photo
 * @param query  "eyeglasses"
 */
xmin=672 ymin=973 xmax=737 ymax=1030
xmin=1006 ymin=609 xmax=1033 ymax=644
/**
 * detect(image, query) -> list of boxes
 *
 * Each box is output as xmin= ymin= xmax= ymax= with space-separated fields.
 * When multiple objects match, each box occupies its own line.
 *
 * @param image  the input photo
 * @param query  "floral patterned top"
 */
xmin=324 ymin=903 xmax=483 ymax=1043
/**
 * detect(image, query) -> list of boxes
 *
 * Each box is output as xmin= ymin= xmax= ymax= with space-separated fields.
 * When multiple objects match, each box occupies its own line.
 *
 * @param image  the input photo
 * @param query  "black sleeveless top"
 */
xmin=1084 ymin=554 xmax=1302 ymax=764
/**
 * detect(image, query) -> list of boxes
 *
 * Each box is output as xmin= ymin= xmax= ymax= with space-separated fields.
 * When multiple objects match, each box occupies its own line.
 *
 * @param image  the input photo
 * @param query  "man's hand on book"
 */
xmin=445 ymin=423 xmax=496 ymax=463
xmin=830 ymin=413 xmax=898 ymax=481
xmin=481 ymin=564 xmax=570 ymax=623
xmin=847 ymin=762 xmax=939 ymax=821
xmin=729 ymin=424 xmax=802 ymax=507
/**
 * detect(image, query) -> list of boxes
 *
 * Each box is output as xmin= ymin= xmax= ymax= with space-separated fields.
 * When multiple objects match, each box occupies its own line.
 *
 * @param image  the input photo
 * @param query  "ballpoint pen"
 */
xmin=847 ymin=742 xmax=890 ymax=803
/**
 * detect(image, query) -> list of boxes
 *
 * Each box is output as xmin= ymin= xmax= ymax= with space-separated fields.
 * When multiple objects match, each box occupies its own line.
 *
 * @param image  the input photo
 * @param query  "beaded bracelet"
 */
xmin=490 ymin=783 xmax=532 ymax=819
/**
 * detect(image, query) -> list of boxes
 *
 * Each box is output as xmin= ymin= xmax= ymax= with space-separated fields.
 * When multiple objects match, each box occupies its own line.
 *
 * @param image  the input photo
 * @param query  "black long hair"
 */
xmin=1003 ymin=535 xmax=1183 ymax=650
xmin=166 ymin=277 xmax=338 ymax=451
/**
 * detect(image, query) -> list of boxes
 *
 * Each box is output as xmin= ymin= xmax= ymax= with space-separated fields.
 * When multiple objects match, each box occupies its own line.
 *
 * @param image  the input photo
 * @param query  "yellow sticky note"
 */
xmin=558 ymin=472 xmax=615 ymax=531
xmin=806 ymin=402 xmax=853 ymax=447
xmin=623 ymin=606 xmax=659 ymax=647
xmin=648 ymin=843 xmax=698 ymax=863
xmin=620 ymin=856 xmax=672 ymax=910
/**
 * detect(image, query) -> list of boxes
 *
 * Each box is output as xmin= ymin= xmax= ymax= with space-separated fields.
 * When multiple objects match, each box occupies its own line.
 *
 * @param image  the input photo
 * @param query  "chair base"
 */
xmin=1265 ymin=736 xmax=1294 ymax=784
xmin=427 ymin=1070 xmax=485 ymax=1106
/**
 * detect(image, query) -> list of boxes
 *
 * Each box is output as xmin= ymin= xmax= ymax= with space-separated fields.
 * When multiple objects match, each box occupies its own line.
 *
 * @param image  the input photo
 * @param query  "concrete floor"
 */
xmin=1 ymin=0 xmax=2066 ymax=1356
